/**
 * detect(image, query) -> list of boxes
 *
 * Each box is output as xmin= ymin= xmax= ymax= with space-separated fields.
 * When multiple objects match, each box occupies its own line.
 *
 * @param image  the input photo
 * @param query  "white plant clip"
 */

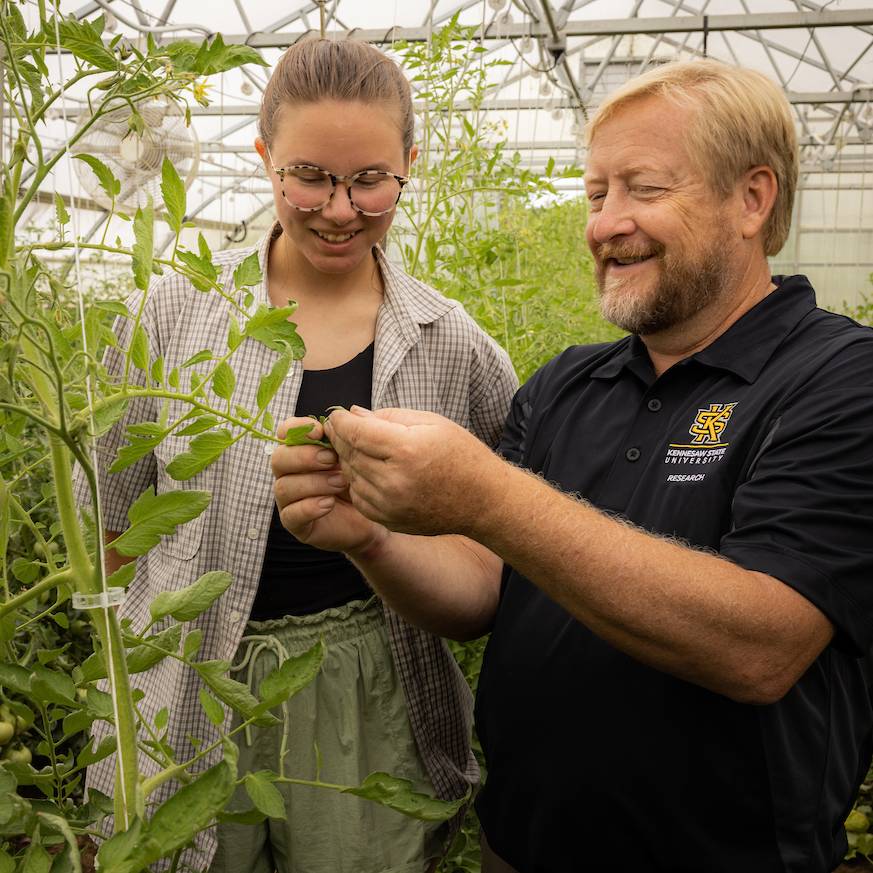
xmin=72 ymin=587 xmax=127 ymax=611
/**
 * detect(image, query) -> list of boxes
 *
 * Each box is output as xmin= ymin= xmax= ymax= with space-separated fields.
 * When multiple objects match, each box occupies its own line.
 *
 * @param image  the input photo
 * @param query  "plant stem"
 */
xmin=0 ymin=567 xmax=74 ymax=619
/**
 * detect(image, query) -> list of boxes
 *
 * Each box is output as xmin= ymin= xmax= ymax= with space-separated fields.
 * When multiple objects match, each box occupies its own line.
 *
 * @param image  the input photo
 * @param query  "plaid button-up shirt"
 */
xmin=74 ymin=224 xmax=517 ymax=869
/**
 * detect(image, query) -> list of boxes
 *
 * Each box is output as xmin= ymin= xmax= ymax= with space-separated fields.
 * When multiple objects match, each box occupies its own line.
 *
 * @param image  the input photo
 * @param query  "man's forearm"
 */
xmin=469 ymin=461 xmax=833 ymax=703
xmin=349 ymin=532 xmax=501 ymax=641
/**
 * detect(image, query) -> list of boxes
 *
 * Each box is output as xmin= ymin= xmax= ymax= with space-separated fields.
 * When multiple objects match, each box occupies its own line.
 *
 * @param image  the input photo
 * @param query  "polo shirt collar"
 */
xmin=691 ymin=275 xmax=816 ymax=383
xmin=590 ymin=275 xmax=817 ymax=385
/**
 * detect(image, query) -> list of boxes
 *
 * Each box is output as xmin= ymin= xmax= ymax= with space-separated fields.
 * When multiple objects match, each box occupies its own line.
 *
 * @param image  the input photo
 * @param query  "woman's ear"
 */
xmin=255 ymin=137 xmax=268 ymax=162
xmin=408 ymin=144 xmax=419 ymax=169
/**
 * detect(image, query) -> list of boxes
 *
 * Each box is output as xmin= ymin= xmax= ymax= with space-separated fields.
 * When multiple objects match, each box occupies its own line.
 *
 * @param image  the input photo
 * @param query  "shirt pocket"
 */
xmin=152 ymin=436 xmax=210 ymax=560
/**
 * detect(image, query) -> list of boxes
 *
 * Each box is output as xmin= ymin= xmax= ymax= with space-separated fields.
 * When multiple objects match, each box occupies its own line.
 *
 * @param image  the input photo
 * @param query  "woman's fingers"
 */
xmin=274 ymin=470 xmax=347 ymax=511
xmin=271 ymin=442 xmax=339 ymax=478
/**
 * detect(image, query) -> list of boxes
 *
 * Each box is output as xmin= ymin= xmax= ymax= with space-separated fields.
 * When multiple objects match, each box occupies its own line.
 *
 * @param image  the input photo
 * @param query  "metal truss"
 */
xmin=45 ymin=0 xmax=873 ymax=246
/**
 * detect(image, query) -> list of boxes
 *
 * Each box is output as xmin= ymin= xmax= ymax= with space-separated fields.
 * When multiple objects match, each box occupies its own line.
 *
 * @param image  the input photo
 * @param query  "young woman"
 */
xmin=81 ymin=39 xmax=517 ymax=873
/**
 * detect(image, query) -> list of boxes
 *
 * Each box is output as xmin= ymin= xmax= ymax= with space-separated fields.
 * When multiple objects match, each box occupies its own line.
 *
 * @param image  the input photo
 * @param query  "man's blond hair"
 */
xmin=585 ymin=60 xmax=798 ymax=256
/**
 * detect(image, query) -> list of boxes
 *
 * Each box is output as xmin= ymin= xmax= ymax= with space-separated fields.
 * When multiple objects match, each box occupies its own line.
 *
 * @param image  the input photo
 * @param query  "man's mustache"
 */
xmin=593 ymin=240 xmax=666 ymax=262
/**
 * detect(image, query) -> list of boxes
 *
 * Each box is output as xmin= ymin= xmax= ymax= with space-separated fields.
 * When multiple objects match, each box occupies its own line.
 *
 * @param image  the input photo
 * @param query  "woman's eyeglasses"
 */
xmin=267 ymin=150 xmax=409 ymax=217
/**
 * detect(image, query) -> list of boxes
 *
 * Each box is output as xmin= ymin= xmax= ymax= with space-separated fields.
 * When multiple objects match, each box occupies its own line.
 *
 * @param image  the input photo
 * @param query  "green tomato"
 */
xmin=846 ymin=809 xmax=870 ymax=833
xmin=0 ymin=722 xmax=14 ymax=745
xmin=4 ymin=746 xmax=31 ymax=765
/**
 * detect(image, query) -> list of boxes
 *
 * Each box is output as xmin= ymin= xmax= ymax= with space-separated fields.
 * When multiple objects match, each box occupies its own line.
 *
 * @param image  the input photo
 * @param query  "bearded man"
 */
xmin=272 ymin=60 xmax=873 ymax=873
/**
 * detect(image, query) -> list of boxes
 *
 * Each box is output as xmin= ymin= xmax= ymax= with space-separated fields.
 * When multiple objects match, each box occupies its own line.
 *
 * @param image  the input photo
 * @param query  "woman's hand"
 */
xmin=272 ymin=417 xmax=388 ymax=557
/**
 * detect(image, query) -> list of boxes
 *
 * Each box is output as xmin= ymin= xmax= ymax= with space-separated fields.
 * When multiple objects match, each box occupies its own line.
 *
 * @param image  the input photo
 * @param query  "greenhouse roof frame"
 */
xmin=18 ymin=0 xmax=873 ymax=288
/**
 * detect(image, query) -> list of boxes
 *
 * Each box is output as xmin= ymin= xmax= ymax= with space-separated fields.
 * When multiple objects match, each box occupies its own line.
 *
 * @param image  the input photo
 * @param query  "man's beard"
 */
xmin=594 ymin=232 xmax=734 ymax=336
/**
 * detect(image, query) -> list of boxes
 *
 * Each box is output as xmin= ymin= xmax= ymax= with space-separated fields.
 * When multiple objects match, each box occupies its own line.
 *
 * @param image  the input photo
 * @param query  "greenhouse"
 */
xmin=2 ymin=0 xmax=873 ymax=871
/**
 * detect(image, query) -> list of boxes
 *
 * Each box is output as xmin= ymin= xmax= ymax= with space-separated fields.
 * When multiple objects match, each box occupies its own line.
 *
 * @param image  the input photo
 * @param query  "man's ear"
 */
xmin=407 ymin=144 xmax=419 ymax=170
xmin=740 ymin=165 xmax=778 ymax=242
xmin=255 ymin=137 xmax=268 ymax=164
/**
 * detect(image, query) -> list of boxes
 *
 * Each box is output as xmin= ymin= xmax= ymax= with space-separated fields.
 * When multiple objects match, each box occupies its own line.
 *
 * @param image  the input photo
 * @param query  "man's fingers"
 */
xmin=325 ymin=408 xmax=405 ymax=460
xmin=271 ymin=443 xmax=339 ymax=477
xmin=368 ymin=407 xmax=446 ymax=427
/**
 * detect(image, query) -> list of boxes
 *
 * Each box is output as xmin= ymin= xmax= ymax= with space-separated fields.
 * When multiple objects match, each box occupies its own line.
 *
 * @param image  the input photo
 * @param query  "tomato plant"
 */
xmin=0 ymin=3 xmax=464 ymax=870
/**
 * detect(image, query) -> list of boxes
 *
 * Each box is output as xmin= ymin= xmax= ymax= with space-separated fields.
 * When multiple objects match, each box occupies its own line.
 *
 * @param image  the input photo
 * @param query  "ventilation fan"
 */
xmin=71 ymin=95 xmax=200 ymax=212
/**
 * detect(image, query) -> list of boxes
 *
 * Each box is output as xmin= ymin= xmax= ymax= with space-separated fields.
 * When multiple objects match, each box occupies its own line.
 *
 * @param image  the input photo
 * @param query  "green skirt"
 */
xmin=209 ymin=598 xmax=444 ymax=873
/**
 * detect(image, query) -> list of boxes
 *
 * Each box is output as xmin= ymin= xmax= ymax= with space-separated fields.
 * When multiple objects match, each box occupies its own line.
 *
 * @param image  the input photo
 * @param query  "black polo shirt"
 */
xmin=475 ymin=276 xmax=873 ymax=873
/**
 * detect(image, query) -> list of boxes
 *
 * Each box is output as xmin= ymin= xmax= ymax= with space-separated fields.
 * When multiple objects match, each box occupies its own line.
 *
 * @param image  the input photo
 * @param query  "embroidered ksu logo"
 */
xmin=664 ymin=402 xmax=738 ymax=482
xmin=689 ymin=402 xmax=737 ymax=446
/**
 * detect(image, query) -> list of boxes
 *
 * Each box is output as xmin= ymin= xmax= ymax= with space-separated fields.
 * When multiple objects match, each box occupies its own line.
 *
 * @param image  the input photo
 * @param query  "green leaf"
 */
xmin=143 ymin=759 xmax=235 ymax=861
xmin=96 ymin=300 xmax=129 ymax=318
xmin=85 ymin=688 xmax=114 ymax=721
xmin=183 ymin=629 xmax=204 ymax=659
xmin=109 ymin=487 xmax=211 ymax=557
xmin=199 ymin=688 xmax=224 ymax=725
xmin=55 ymin=17 xmax=118 ymax=70
xmin=11 ymin=557 xmax=39 ymax=584
xmin=166 ymin=33 xmax=268 ymax=75
xmin=168 ymin=367 xmax=180 ymax=388
xmin=256 ymin=639 xmax=324 ymax=713
xmin=92 ymin=395 xmax=129 ymax=437
xmin=54 ymin=192 xmax=70 ymax=227
xmin=181 ymin=349 xmax=213 ymax=368
xmin=233 ymin=252 xmax=262 ymax=291
xmin=108 ymin=436 xmax=160 ymax=474
xmin=132 ymin=199 xmax=155 ymax=291
xmin=165 ymin=429 xmax=234 ymax=480
xmin=262 ymin=410 xmax=275 ymax=434
xmin=175 ymin=246 xmax=217 ymax=292
xmin=107 ymin=561 xmax=137 ymax=591
xmin=29 ymin=665 xmax=76 ymax=707
xmin=94 ymin=818 xmax=145 ymax=872
xmin=175 ymin=415 xmax=220 ymax=437
xmin=124 ymin=624 xmax=183 ymax=674
xmin=0 ymin=849 xmax=14 ymax=873
xmin=244 ymin=772 xmax=285 ymax=819
xmin=150 ymin=355 xmax=165 ymax=385
xmin=194 ymin=661 xmax=277 ymax=726
xmin=545 ymin=155 xmax=555 ymax=177
xmin=227 ymin=317 xmax=243 ymax=352
xmin=343 ymin=772 xmax=467 ymax=822
xmin=154 ymin=708 xmax=169 ymax=732
xmin=160 ymin=157 xmax=186 ymax=235
xmin=129 ymin=324 xmax=149 ymax=371
xmin=0 ymin=664 xmax=32 ymax=695
xmin=212 ymin=361 xmax=236 ymax=401
xmin=256 ymin=354 xmax=292 ymax=411
xmin=216 ymin=807 xmax=266 ymax=826
xmin=149 ymin=570 xmax=232 ymax=624
xmin=73 ymin=154 xmax=121 ymax=201
xmin=282 ymin=423 xmax=330 ymax=448
xmin=21 ymin=840 xmax=51 ymax=873
xmin=76 ymin=735 xmax=117 ymax=768
xmin=244 ymin=305 xmax=305 ymax=357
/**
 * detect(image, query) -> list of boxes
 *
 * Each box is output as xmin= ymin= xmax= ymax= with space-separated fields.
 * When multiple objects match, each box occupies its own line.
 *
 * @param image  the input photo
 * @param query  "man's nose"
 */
xmin=588 ymin=191 xmax=637 ymax=244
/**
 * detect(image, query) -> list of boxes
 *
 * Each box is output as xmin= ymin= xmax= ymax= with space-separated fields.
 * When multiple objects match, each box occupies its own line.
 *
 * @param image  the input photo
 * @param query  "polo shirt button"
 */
xmin=246 ymin=527 xmax=260 ymax=539
xmin=647 ymin=398 xmax=662 ymax=412
xmin=625 ymin=447 xmax=641 ymax=462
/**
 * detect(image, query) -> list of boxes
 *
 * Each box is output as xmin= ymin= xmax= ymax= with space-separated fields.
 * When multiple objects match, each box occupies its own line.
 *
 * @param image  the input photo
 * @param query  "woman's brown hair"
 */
xmin=258 ymin=39 xmax=414 ymax=153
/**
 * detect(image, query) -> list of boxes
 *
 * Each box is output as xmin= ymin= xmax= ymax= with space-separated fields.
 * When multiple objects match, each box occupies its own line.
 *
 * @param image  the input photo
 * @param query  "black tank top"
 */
xmin=249 ymin=343 xmax=374 ymax=620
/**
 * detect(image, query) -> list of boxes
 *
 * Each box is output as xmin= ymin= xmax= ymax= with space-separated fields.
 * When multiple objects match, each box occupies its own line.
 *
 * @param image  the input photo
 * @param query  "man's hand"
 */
xmin=324 ymin=406 xmax=503 ymax=537
xmin=271 ymin=417 xmax=387 ymax=556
